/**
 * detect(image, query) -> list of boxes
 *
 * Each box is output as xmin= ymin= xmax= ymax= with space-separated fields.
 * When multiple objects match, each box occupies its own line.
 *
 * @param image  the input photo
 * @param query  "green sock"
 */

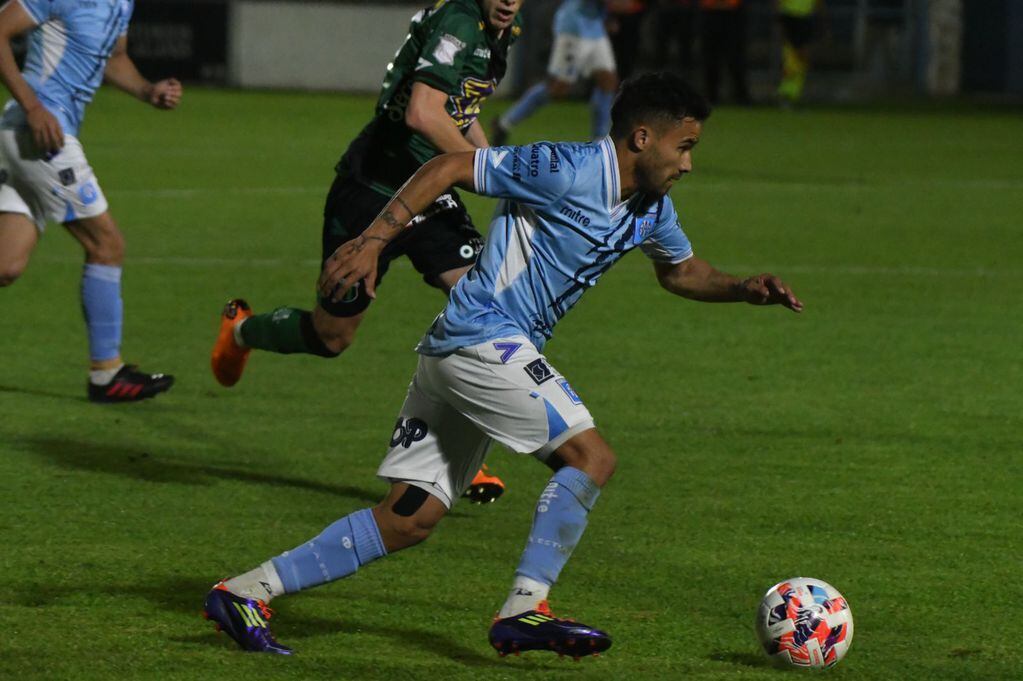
xmin=239 ymin=307 xmax=337 ymax=357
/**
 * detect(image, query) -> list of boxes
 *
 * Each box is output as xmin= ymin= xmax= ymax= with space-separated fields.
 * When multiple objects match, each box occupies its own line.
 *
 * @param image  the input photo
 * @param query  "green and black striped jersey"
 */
xmin=337 ymin=0 xmax=521 ymax=196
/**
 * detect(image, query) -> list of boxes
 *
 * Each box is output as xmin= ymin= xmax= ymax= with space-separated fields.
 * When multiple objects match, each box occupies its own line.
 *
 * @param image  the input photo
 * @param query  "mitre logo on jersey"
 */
xmin=560 ymin=205 xmax=590 ymax=227
xmin=490 ymin=150 xmax=508 ymax=167
xmin=434 ymin=33 xmax=465 ymax=65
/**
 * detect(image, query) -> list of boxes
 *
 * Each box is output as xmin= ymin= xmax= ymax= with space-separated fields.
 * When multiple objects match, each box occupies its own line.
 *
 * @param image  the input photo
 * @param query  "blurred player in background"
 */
xmin=699 ymin=0 xmax=751 ymax=105
xmin=0 ymin=0 xmax=181 ymax=402
xmin=491 ymin=0 xmax=618 ymax=144
xmin=776 ymin=0 xmax=825 ymax=106
xmin=653 ymin=0 xmax=697 ymax=81
xmin=211 ymin=0 xmax=523 ymax=503
xmin=607 ymin=0 xmax=648 ymax=79
xmin=202 ymin=72 xmax=803 ymax=659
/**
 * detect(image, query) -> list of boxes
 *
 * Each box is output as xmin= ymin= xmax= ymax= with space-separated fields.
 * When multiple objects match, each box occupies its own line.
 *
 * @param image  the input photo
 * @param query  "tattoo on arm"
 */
xmin=394 ymin=195 xmax=413 ymax=219
xmin=381 ymin=209 xmax=403 ymax=232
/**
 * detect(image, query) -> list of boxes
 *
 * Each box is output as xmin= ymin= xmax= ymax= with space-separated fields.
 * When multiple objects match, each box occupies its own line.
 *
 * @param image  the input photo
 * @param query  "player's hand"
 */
xmin=740 ymin=274 xmax=803 ymax=312
xmin=317 ymin=235 xmax=385 ymax=303
xmin=147 ymin=78 xmax=182 ymax=109
xmin=25 ymin=105 xmax=63 ymax=154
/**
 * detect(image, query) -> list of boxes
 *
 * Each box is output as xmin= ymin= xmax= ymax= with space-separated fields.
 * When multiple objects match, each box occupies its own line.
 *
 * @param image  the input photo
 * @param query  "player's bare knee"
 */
xmin=547 ymin=78 xmax=572 ymax=98
xmin=312 ymin=309 xmax=360 ymax=357
xmin=550 ymin=431 xmax=617 ymax=487
xmin=373 ymin=485 xmax=446 ymax=551
xmin=83 ymin=227 xmax=125 ymax=265
xmin=318 ymin=326 xmax=355 ymax=355
xmin=0 ymin=263 xmax=24 ymax=286
xmin=388 ymin=512 xmax=438 ymax=547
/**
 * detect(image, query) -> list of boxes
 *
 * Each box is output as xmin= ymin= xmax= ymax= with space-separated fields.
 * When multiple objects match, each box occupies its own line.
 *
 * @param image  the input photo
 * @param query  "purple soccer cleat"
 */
xmin=488 ymin=601 xmax=611 ymax=660
xmin=202 ymin=583 xmax=292 ymax=654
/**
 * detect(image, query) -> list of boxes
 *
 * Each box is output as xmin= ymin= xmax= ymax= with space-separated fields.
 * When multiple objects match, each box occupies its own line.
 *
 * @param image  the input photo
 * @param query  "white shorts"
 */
xmin=378 ymin=337 xmax=595 ymax=508
xmin=547 ymin=34 xmax=617 ymax=83
xmin=0 ymin=127 xmax=109 ymax=232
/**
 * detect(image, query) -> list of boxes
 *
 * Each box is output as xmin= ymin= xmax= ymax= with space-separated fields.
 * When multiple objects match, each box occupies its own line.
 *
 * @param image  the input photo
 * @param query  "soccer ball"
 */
xmin=755 ymin=577 xmax=853 ymax=668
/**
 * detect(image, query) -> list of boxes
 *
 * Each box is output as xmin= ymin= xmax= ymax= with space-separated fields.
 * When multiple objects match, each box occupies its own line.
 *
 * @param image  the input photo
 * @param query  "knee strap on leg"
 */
xmin=392 ymin=485 xmax=430 ymax=517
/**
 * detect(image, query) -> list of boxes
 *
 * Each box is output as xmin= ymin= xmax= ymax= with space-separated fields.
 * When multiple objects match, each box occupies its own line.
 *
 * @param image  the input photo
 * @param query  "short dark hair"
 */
xmin=610 ymin=72 xmax=712 ymax=138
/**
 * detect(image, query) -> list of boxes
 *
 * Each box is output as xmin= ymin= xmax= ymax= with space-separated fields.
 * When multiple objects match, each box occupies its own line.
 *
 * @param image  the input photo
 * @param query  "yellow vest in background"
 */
xmin=780 ymin=0 xmax=816 ymax=17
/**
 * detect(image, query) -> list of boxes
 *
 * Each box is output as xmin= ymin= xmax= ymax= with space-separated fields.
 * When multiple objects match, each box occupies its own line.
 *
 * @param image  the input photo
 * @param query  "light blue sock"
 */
xmin=81 ymin=263 xmax=123 ymax=362
xmin=590 ymin=88 xmax=615 ymax=140
xmin=271 ymin=508 xmax=387 ymax=593
xmin=515 ymin=466 xmax=601 ymax=586
xmin=500 ymin=83 xmax=550 ymax=129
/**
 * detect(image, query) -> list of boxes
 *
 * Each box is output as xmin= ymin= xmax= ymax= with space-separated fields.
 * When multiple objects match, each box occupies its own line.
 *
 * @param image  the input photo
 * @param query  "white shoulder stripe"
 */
xmin=473 ymin=149 xmax=487 ymax=193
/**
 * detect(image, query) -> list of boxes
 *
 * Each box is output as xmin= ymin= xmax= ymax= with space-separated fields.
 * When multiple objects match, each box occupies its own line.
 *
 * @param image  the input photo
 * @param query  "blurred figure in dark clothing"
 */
xmin=698 ymin=0 xmax=750 ymax=105
xmin=607 ymin=0 xmax=648 ymax=79
xmin=653 ymin=0 xmax=696 ymax=78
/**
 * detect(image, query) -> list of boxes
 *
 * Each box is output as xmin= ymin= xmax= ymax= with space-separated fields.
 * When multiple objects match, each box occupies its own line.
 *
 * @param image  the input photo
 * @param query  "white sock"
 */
xmin=224 ymin=560 xmax=285 ymax=603
xmin=232 ymin=318 xmax=247 ymax=347
xmin=89 ymin=364 xmax=124 ymax=386
xmin=498 ymin=575 xmax=550 ymax=618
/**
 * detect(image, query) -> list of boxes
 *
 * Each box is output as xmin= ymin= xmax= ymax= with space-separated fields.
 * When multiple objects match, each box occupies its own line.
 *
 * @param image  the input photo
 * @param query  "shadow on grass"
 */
xmin=0 ymin=383 xmax=88 ymax=402
xmin=708 ymin=651 xmax=774 ymax=668
xmin=16 ymin=436 xmax=381 ymax=504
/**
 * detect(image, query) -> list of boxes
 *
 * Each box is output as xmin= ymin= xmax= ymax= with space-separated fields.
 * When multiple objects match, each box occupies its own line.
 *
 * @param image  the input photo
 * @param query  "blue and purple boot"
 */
xmin=489 ymin=601 xmax=611 ymax=660
xmin=202 ymin=583 xmax=292 ymax=654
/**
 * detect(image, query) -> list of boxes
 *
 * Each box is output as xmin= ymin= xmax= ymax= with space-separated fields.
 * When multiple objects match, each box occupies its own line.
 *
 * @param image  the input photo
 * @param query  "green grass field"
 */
xmin=1 ymin=88 xmax=1021 ymax=680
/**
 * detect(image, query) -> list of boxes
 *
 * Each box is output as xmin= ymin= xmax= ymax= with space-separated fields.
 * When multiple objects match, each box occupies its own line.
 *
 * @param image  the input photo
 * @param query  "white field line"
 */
xmin=105 ymin=186 xmax=323 ymax=199
xmin=102 ymin=175 xmax=1023 ymax=199
xmin=33 ymin=254 xmax=1020 ymax=278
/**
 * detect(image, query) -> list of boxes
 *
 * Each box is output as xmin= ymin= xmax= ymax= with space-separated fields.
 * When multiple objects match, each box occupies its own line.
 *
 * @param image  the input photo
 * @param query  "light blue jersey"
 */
xmin=1 ymin=0 xmax=134 ymax=136
xmin=553 ymin=0 xmax=607 ymax=40
xmin=417 ymin=138 xmax=694 ymax=356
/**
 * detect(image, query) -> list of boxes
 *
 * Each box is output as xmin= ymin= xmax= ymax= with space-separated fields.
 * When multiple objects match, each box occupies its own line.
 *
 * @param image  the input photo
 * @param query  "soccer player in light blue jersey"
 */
xmin=0 ymin=0 xmax=181 ymax=402
xmin=493 ymin=0 xmax=618 ymax=144
xmin=203 ymin=73 xmax=802 ymax=658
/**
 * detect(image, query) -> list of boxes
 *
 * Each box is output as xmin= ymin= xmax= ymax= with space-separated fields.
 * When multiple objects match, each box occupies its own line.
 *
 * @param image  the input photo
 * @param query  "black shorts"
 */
xmin=319 ymin=174 xmax=484 ymax=317
xmin=779 ymin=15 xmax=815 ymax=49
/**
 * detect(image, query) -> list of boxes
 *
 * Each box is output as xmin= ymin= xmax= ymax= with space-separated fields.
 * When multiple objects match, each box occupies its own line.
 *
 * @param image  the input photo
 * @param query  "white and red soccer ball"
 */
xmin=755 ymin=577 xmax=854 ymax=668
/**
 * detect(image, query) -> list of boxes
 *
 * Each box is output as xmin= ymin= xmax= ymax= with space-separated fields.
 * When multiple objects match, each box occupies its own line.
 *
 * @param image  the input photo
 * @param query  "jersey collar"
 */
xmin=598 ymin=136 xmax=622 ymax=211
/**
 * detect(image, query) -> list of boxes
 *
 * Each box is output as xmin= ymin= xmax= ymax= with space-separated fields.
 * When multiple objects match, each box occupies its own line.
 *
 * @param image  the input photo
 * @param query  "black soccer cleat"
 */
xmin=462 ymin=465 xmax=505 ymax=504
xmin=88 ymin=364 xmax=174 ymax=403
xmin=489 ymin=601 xmax=612 ymax=660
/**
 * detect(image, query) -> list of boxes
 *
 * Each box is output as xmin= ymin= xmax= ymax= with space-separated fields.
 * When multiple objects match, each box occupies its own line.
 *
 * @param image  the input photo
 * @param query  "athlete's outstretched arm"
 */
xmin=654 ymin=257 xmax=803 ymax=312
xmin=406 ymin=83 xmax=477 ymax=153
xmin=0 ymin=1 xmax=62 ymax=152
xmin=464 ymin=119 xmax=490 ymax=148
xmin=318 ymin=151 xmax=477 ymax=302
xmin=104 ymin=36 xmax=182 ymax=109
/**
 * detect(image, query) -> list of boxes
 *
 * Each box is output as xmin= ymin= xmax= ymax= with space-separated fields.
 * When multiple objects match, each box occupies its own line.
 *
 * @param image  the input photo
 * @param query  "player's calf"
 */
xmin=372 ymin=483 xmax=448 ymax=552
xmin=545 ymin=429 xmax=617 ymax=487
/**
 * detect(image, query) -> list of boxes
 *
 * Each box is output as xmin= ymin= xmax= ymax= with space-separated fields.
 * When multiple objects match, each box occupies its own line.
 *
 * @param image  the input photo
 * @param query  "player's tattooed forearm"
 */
xmin=381 ymin=209 xmax=403 ymax=232
xmin=394 ymin=195 xmax=413 ymax=219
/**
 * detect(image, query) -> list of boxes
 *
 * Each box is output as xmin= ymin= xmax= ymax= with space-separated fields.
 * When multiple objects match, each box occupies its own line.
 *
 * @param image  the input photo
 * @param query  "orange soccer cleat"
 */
xmin=211 ymin=299 xmax=253 ymax=387
xmin=463 ymin=464 xmax=506 ymax=504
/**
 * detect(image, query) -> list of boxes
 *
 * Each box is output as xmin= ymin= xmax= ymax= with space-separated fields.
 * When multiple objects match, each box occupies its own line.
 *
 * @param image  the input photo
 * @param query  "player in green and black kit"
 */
xmin=211 ymin=0 xmax=523 ymax=502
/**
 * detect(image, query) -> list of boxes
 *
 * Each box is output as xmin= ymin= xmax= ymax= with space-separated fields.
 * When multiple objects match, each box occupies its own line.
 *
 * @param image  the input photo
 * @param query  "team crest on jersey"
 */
xmin=634 ymin=214 xmax=656 ymax=243
xmin=450 ymin=77 xmax=496 ymax=129
xmin=434 ymin=34 xmax=465 ymax=66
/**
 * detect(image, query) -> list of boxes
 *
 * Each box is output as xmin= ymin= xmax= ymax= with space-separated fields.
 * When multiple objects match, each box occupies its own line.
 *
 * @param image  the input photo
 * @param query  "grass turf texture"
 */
xmin=1 ymin=88 xmax=1020 ymax=680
